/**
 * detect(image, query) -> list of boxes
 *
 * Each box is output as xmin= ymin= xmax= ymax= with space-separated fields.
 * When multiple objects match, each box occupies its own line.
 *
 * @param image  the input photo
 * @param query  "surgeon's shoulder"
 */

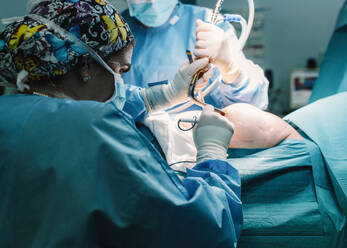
xmin=181 ymin=2 xmax=208 ymax=12
xmin=181 ymin=3 xmax=217 ymax=21
xmin=181 ymin=3 xmax=233 ymax=31
xmin=180 ymin=2 xmax=209 ymax=18
xmin=30 ymin=95 xmax=121 ymax=127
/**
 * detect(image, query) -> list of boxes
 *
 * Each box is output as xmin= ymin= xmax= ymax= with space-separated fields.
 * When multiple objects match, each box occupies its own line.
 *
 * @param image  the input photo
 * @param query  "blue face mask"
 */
xmin=127 ymin=0 xmax=178 ymax=27
xmin=106 ymin=72 xmax=126 ymax=110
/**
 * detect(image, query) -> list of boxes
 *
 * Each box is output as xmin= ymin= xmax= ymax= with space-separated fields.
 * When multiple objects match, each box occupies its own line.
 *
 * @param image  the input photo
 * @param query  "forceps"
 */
xmin=177 ymin=50 xmax=225 ymax=132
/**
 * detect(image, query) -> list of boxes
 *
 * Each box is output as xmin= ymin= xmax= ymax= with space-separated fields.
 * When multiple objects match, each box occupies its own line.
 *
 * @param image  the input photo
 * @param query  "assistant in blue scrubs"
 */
xmin=122 ymin=1 xmax=269 ymax=110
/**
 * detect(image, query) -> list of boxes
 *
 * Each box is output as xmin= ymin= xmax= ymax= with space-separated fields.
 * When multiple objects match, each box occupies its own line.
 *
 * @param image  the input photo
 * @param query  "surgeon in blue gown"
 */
xmin=0 ymin=0 xmax=242 ymax=247
xmin=122 ymin=0 xmax=269 ymax=110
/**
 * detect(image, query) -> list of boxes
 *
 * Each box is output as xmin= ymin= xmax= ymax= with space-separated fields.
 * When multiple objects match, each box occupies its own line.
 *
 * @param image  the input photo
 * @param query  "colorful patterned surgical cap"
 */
xmin=0 ymin=0 xmax=134 ymax=85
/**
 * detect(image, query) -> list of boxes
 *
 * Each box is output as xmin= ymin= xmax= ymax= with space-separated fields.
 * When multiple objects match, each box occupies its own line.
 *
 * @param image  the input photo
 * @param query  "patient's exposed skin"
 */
xmin=223 ymin=103 xmax=303 ymax=148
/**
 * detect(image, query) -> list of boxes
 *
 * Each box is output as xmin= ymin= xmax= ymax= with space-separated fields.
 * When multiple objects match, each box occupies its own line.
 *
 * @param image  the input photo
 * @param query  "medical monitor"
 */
xmin=290 ymin=69 xmax=319 ymax=110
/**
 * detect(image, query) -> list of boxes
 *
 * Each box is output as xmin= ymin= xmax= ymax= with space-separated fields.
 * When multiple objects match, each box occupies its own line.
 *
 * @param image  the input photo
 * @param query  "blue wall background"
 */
xmin=0 ymin=0 xmax=345 ymax=113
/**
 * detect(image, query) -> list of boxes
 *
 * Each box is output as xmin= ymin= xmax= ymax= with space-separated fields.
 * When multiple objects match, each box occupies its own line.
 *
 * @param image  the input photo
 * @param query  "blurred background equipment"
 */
xmin=289 ymin=58 xmax=319 ymax=110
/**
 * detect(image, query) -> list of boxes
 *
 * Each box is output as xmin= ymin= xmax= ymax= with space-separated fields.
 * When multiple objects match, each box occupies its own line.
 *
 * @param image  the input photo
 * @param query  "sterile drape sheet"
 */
xmin=228 ymin=138 xmax=346 ymax=248
xmin=286 ymin=92 xmax=347 ymax=217
xmin=233 ymin=92 xmax=347 ymax=247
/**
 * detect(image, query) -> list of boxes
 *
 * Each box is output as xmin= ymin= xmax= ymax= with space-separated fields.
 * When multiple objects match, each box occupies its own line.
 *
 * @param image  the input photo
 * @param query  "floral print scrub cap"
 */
xmin=0 ymin=0 xmax=134 ymax=89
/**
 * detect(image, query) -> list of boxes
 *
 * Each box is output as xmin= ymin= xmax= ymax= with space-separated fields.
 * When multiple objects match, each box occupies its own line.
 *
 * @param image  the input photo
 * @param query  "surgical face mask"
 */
xmin=106 ymin=72 xmax=126 ymax=110
xmin=127 ymin=0 xmax=178 ymax=27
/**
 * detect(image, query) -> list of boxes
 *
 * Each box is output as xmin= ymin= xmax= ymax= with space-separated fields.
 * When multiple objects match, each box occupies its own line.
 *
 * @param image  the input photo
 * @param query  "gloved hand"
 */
xmin=193 ymin=105 xmax=234 ymax=164
xmin=142 ymin=57 xmax=214 ymax=112
xmin=194 ymin=19 xmax=243 ymax=84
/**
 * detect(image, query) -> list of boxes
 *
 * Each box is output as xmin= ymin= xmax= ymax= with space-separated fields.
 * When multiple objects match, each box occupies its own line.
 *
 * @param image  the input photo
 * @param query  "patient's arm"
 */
xmin=223 ymin=103 xmax=303 ymax=148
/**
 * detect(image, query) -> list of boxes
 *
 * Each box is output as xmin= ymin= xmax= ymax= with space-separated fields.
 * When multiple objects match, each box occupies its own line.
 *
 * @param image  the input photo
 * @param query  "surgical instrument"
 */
xmin=177 ymin=50 xmax=225 ymax=132
xmin=186 ymin=49 xmax=226 ymax=116
xmin=186 ymin=50 xmax=194 ymax=64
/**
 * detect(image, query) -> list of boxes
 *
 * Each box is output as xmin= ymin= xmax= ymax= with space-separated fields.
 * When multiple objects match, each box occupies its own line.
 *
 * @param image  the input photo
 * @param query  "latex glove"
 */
xmin=194 ymin=19 xmax=242 ymax=84
xmin=193 ymin=105 xmax=234 ymax=164
xmin=142 ymin=58 xmax=214 ymax=112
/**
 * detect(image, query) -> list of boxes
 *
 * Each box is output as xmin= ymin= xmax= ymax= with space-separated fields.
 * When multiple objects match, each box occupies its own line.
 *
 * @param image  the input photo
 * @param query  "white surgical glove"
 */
xmin=142 ymin=58 xmax=213 ymax=112
xmin=193 ymin=105 xmax=234 ymax=164
xmin=194 ymin=19 xmax=243 ymax=84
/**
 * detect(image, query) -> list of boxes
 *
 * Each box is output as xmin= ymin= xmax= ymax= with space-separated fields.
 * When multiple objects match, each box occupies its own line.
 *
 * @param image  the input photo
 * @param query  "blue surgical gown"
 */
xmin=122 ymin=2 xmax=269 ymax=110
xmin=0 ymin=94 xmax=242 ymax=248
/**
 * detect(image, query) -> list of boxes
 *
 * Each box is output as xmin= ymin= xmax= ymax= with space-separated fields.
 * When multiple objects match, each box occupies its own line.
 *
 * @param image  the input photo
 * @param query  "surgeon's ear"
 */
xmin=78 ymin=54 xmax=92 ymax=84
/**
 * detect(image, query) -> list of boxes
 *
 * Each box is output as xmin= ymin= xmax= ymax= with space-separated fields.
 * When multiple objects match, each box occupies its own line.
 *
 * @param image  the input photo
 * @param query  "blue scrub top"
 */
xmin=122 ymin=2 xmax=269 ymax=110
xmin=0 ymin=94 xmax=242 ymax=248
